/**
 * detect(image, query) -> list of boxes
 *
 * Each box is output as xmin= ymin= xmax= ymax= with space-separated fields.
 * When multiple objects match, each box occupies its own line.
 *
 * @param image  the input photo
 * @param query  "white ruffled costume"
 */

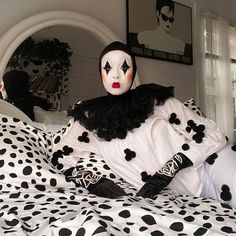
xmin=51 ymin=97 xmax=236 ymax=206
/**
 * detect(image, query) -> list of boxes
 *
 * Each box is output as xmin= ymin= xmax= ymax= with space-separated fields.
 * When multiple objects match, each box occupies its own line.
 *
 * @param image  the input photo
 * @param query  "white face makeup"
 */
xmin=101 ymin=50 xmax=133 ymax=95
xmin=0 ymin=81 xmax=8 ymax=99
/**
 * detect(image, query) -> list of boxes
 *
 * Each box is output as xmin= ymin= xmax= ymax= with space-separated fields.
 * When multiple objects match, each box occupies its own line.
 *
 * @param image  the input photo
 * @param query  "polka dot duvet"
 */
xmin=0 ymin=114 xmax=235 ymax=236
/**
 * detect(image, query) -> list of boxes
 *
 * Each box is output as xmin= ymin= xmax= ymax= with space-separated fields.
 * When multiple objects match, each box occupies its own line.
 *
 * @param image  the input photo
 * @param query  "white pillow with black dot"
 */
xmin=0 ymin=114 xmax=76 ymax=193
xmin=183 ymin=98 xmax=205 ymax=117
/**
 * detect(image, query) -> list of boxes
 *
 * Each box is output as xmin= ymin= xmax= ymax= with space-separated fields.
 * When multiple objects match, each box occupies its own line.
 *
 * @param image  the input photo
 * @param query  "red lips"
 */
xmin=112 ymin=82 xmax=120 ymax=88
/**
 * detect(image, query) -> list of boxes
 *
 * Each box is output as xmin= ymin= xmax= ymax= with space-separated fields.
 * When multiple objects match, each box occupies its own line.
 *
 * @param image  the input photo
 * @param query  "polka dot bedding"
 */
xmin=0 ymin=115 xmax=236 ymax=236
xmin=183 ymin=98 xmax=205 ymax=117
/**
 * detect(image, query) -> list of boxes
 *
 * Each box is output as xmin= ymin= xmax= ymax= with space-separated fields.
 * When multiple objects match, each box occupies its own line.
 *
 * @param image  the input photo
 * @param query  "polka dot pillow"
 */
xmin=183 ymin=98 xmax=205 ymax=117
xmin=0 ymin=114 xmax=75 ymax=193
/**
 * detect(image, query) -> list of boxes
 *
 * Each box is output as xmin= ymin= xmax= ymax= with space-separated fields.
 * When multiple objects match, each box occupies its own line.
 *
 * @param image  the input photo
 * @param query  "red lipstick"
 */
xmin=112 ymin=82 xmax=120 ymax=88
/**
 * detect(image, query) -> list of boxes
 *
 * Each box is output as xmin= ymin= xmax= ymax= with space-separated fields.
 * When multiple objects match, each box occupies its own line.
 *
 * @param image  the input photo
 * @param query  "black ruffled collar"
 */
xmin=68 ymin=83 xmax=174 ymax=141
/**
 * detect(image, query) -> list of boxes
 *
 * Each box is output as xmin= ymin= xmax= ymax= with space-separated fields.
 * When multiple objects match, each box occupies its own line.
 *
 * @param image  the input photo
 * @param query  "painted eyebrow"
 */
xmin=103 ymin=61 xmax=112 ymax=74
xmin=121 ymin=59 xmax=130 ymax=74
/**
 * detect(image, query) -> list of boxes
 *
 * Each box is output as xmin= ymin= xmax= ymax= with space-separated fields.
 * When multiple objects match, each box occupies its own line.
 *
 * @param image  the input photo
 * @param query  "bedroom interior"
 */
xmin=0 ymin=0 xmax=236 ymax=235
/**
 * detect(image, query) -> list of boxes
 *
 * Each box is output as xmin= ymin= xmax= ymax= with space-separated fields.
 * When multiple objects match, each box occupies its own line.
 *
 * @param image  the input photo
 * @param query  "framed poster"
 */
xmin=126 ymin=0 xmax=193 ymax=65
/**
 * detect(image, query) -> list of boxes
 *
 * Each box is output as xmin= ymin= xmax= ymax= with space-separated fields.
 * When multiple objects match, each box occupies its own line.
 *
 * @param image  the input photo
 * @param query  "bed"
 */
xmin=0 ymin=99 xmax=235 ymax=236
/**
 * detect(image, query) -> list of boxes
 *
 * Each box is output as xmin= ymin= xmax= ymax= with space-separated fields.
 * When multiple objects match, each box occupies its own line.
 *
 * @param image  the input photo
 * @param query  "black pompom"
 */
xmin=186 ymin=126 xmax=192 ymax=133
xmin=206 ymin=153 xmax=218 ymax=165
xmin=169 ymin=113 xmax=181 ymax=125
xmin=124 ymin=148 xmax=136 ymax=161
xmin=193 ymin=124 xmax=205 ymax=133
xmin=57 ymin=163 xmax=64 ymax=170
xmin=170 ymin=113 xmax=177 ymax=119
xmin=182 ymin=143 xmax=190 ymax=151
xmin=51 ymin=150 xmax=63 ymax=166
xmin=78 ymin=131 xmax=90 ymax=143
xmin=141 ymin=171 xmax=151 ymax=182
xmin=220 ymin=184 xmax=232 ymax=201
xmin=198 ymin=124 xmax=205 ymax=132
xmin=192 ymin=134 xmax=203 ymax=143
xmin=52 ymin=150 xmax=63 ymax=158
xmin=231 ymin=145 xmax=236 ymax=151
xmin=62 ymin=145 xmax=73 ymax=155
xmin=187 ymin=120 xmax=195 ymax=127
xmin=51 ymin=156 xmax=59 ymax=166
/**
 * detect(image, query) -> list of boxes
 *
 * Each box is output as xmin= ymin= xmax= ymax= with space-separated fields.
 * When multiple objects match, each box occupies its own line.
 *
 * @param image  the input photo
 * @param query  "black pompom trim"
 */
xmin=206 ymin=153 xmax=218 ymax=165
xmin=169 ymin=113 xmax=181 ymax=125
xmin=220 ymin=184 xmax=232 ymax=201
xmin=141 ymin=171 xmax=152 ymax=182
xmin=51 ymin=145 xmax=74 ymax=168
xmin=231 ymin=145 xmax=236 ymax=151
xmin=62 ymin=145 xmax=73 ymax=155
xmin=68 ymin=84 xmax=174 ymax=141
xmin=124 ymin=148 xmax=136 ymax=161
xmin=182 ymin=143 xmax=190 ymax=151
xmin=78 ymin=131 xmax=90 ymax=143
xmin=186 ymin=120 xmax=206 ymax=144
xmin=51 ymin=150 xmax=63 ymax=166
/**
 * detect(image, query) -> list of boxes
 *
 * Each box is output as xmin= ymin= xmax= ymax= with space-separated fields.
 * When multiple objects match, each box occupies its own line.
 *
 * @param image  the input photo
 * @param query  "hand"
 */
xmin=64 ymin=168 xmax=127 ymax=198
xmin=136 ymin=173 xmax=172 ymax=198
xmin=137 ymin=153 xmax=192 ymax=199
xmin=88 ymin=178 xmax=127 ymax=198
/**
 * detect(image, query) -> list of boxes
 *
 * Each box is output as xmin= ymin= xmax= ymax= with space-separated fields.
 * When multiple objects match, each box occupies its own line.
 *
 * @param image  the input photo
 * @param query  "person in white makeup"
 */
xmin=101 ymin=50 xmax=133 ymax=96
xmin=52 ymin=41 xmax=236 ymax=209
xmin=138 ymin=0 xmax=185 ymax=55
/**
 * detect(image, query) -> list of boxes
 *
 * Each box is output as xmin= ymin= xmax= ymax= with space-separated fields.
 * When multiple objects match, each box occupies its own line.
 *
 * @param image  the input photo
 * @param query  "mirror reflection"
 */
xmin=4 ymin=26 xmax=107 ymax=113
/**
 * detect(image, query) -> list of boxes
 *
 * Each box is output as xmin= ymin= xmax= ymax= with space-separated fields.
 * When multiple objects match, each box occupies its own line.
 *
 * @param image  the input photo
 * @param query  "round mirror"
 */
xmin=0 ymin=11 xmax=140 ymax=114
xmin=5 ymin=25 xmax=107 ymax=110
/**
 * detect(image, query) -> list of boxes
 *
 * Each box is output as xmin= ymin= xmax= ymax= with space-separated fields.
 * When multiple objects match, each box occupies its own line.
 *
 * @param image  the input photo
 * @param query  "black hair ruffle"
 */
xmin=67 ymin=83 xmax=174 ymax=141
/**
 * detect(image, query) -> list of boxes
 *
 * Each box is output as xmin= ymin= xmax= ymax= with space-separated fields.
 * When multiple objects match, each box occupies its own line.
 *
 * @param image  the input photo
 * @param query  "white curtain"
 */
xmin=199 ymin=10 xmax=234 ymax=142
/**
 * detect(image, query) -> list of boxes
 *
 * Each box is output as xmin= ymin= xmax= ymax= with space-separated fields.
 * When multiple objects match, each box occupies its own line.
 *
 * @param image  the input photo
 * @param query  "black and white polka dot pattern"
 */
xmin=0 ymin=114 xmax=235 ymax=235
xmin=183 ymin=98 xmax=205 ymax=117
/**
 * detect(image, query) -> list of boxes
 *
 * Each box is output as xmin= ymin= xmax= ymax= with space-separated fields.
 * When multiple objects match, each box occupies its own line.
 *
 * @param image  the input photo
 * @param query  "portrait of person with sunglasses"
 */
xmin=138 ymin=0 xmax=186 ymax=55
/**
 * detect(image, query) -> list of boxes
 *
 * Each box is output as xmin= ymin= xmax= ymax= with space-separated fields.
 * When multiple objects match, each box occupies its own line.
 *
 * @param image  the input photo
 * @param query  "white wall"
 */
xmin=0 ymin=0 xmax=235 ymax=103
xmin=32 ymin=26 xmax=106 ymax=109
xmin=197 ymin=0 xmax=236 ymax=22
